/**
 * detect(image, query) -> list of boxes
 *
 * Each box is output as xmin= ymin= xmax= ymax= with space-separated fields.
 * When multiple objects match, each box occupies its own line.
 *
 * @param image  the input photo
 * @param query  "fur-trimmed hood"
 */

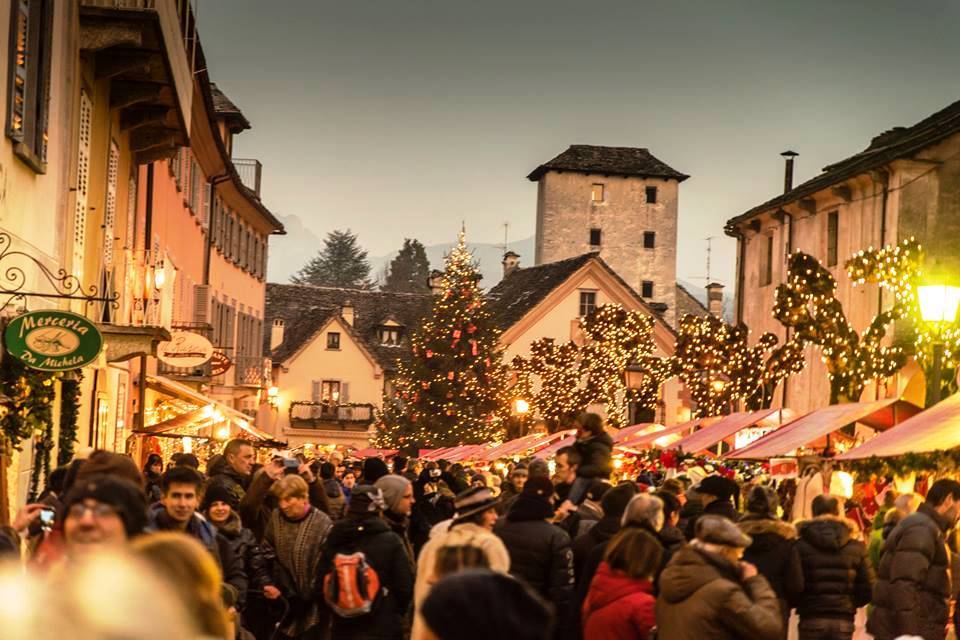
xmin=796 ymin=514 xmax=859 ymax=550
xmin=738 ymin=515 xmax=797 ymax=541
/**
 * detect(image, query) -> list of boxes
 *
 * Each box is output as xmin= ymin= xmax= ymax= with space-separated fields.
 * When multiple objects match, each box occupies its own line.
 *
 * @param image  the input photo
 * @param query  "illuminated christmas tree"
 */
xmin=511 ymin=338 xmax=590 ymax=433
xmin=775 ymin=251 xmax=906 ymax=404
xmin=376 ymin=232 xmax=509 ymax=448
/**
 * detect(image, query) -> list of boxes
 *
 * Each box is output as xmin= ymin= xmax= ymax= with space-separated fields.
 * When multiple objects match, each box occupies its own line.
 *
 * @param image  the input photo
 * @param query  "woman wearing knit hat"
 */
xmin=202 ymin=483 xmax=276 ymax=616
xmin=656 ymin=515 xmax=783 ymax=639
xmin=494 ymin=476 xmax=575 ymax=613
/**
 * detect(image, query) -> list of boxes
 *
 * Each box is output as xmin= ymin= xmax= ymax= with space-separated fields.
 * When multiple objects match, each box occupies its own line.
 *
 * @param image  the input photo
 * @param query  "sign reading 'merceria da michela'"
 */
xmin=4 ymin=310 xmax=103 ymax=371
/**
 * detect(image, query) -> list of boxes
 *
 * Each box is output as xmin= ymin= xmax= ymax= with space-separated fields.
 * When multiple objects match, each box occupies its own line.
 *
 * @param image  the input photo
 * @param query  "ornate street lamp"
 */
xmin=624 ymin=365 xmax=645 ymax=390
xmin=918 ymin=283 xmax=960 ymax=407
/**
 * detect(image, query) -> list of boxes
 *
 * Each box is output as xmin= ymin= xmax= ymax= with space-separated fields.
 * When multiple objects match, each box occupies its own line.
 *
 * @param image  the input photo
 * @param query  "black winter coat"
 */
xmin=320 ymin=516 xmax=415 ymax=640
xmin=573 ymin=432 xmax=613 ymax=480
xmin=572 ymin=515 xmax=620 ymax=583
xmin=785 ymin=516 xmax=874 ymax=620
xmin=868 ymin=502 xmax=953 ymax=640
xmin=685 ymin=498 xmax=740 ymax=540
xmin=495 ymin=493 xmax=575 ymax=609
xmin=739 ymin=515 xmax=797 ymax=602
xmin=215 ymin=512 xmax=273 ymax=608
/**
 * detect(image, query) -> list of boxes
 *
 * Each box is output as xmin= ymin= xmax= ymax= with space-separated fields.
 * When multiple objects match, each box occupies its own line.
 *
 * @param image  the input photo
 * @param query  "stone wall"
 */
xmin=534 ymin=170 xmax=679 ymax=325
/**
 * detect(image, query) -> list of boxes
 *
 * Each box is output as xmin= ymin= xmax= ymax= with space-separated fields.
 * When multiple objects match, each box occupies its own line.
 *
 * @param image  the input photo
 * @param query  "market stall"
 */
xmin=666 ymin=408 xmax=789 ymax=455
xmin=616 ymin=418 xmax=701 ymax=450
xmin=725 ymin=398 xmax=920 ymax=460
xmin=837 ymin=392 xmax=960 ymax=460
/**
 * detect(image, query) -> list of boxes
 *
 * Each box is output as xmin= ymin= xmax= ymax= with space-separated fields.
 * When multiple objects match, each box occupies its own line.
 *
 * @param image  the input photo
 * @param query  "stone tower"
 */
xmin=528 ymin=145 xmax=689 ymax=326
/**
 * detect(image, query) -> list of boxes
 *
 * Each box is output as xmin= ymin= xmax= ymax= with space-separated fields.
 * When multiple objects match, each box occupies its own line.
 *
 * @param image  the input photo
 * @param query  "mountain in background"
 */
xmin=268 ymin=214 xmax=720 ymax=314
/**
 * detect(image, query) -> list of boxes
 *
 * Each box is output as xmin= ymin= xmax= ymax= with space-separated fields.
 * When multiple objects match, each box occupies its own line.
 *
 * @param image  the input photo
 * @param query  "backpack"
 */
xmin=323 ymin=551 xmax=381 ymax=618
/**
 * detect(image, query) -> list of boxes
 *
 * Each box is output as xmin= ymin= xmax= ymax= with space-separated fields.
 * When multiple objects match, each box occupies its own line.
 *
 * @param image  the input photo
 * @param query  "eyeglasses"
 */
xmin=67 ymin=502 xmax=119 ymax=520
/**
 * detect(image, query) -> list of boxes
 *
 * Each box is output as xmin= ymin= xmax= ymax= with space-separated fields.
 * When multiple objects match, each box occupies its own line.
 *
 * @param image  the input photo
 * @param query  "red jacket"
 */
xmin=582 ymin=562 xmax=656 ymax=640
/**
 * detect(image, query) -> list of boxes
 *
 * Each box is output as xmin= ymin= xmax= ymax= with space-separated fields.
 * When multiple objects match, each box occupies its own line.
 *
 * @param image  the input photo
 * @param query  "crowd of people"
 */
xmin=2 ymin=411 xmax=960 ymax=640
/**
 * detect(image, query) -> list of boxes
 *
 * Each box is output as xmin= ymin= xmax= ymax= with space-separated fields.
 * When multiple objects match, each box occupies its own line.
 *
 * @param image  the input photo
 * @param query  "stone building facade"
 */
xmin=529 ymin=145 xmax=689 ymax=326
xmin=725 ymin=99 xmax=960 ymax=414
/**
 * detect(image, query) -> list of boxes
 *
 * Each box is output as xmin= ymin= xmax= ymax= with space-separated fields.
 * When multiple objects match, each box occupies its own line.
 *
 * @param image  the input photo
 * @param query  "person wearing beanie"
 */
xmin=362 ymin=457 xmax=390 ymax=484
xmin=375 ymin=474 xmax=416 ymax=562
xmin=785 ymin=494 xmax=874 ymax=640
xmin=656 ymin=514 xmax=782 ymax=640
xmin=142 ymin=453 xmax=164 ymax=504
xmin=320 ymin=484 xmax=414 ymax=640
xmin=495 ymin=475 xmax=575 ymax=612
xmin=202 ymin=482 xmax=275 ymax=615
xmin=60 ymin=475 xmax=147 ymax=557
xmin=738 ymin=485 xmax=796 ymax=637
xmin=417 ymin=570 xmax=554 ymax=640
xmin=413 ymin=487 xmax=511 ymax=638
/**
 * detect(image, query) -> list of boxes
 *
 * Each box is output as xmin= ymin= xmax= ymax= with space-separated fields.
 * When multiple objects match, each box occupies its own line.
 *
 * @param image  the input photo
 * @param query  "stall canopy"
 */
xmin=838 ymin=393 xmax=960 ymax=460
xmin=726 ymin=398 xmax=921 ymax=460
xmin=478 ymin=433 xmax=543 ymax=461
xmin=534 ymin=433 xmax=577 ymax=459
xmin=488 ymin=430 xmax=574 ymax=460
xmin=617 ymin=419 xmax=701 ymax=450
xmin=667 ymin=409 xmax=784 ymax=454
xmin=446 ymin=444 xmax=490 ymax=462
xmin=142 ymin=374 xmax=284 ymax=447
xmin=612 ymin=422 xmax=661 ymax=444
xmin=352 ymin=448 xmax=398 ymax=459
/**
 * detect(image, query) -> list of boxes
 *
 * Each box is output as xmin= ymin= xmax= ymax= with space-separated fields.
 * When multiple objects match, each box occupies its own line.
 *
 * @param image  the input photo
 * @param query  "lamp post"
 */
xmin=624 ymin=365 xmax=650 ymax=423
xmin=918 ymin=284 xmax=960 ymax=408
xmin=511 ymin=397 xmax=530 ymax=437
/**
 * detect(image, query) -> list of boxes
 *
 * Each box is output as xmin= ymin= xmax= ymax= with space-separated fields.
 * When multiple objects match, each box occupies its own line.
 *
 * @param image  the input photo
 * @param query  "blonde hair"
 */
xmin=132 ymin=532 xmax=230 ymax=639
xmin=271 ymin=473 xmax=309 ymax=499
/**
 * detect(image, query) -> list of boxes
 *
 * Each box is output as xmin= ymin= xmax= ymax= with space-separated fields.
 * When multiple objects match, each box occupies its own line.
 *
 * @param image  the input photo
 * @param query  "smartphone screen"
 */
xmin=40 ymin=508 xmax=55 ymax=527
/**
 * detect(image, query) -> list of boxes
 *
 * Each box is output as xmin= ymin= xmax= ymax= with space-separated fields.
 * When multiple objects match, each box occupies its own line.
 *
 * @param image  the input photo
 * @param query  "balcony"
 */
xmin=79 ymin=0 xmax=196 ymax=163
xmin=289 ymin=402 xmax=376 ymax=431
xmin=233 ymin=355 xmax=268 ymax=388
xmin=233 ymin=158 xmax=262 ymax=197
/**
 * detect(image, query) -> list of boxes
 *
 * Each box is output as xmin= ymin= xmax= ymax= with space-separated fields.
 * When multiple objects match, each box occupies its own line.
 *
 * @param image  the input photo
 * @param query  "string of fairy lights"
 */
xmin=376 ymin=232 xmax=510 ymax=448
xmin=377 ymin=231 xmax=948 ymax=448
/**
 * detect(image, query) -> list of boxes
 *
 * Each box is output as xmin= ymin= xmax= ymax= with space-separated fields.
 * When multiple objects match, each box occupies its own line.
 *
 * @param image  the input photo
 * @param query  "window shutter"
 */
xmin=341 ymin=382 xmax=350 ymax=403
xmin=193 ymin=284 xmax=210 ymax=324
xmin=72 ymin=90 xmax=92 ymax=281
xmin=6 ymin=1 xmax=29 ymax=144
xmin=125 ymin=175 xmax=137 ymax=250
xmin=102 ymin=140 xmax=119 ymax=269
xmin=190 ymin=158 xmax=200 ymax=212
xmin=202 ymin=183 xmax=211 ymax=229
xmin=311 ymin=381 xmax=321 ymax=403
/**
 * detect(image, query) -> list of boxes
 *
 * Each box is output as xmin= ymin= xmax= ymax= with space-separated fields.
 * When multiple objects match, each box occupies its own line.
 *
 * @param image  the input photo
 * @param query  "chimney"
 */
xmin=428 ymin=269 xmax=444 ymax=295
xmin=781 ymin=150 xmax=798 ymax=193
xmin=341 ymin=300 xmax=355 ymax=326
xmin=502 ymin=251 xmax=521 ymax=278
xmin=270 ymin=318 xmax=285 ymax=350
xmin=706 ymin=283 xmax=724 ymax=319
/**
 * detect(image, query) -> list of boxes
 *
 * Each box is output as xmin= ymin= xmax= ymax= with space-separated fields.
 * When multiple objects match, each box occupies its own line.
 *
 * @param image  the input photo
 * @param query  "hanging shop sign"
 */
xmin=4 ymin=310 xmax=103 ymax=371
xmin=156 ymin=331 xmax=214 ymax=368
xmin=769 ymin=457 xmax=799 ymax=481
xmin=209 ymin=351 xmax=233 ymax=376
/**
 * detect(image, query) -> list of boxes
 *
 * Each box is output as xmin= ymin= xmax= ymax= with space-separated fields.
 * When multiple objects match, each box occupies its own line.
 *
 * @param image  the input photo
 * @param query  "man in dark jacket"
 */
xmin=786 ymin=494 xmax=874 ymax=640
xmin=496 ymin=466 xmax=527 ymax=515
xmin=148 ymin=466 xmax=247 ymax=599
xmin=320 ymin=485 xmax=415 ymax=640
xmin=868 ymin=478 xmax=960 ymax=640
xmin=572 ymin=482 xmax=638 ymax=581
xmin=495 ymin=476 xmax=575 ymax=612
xmin=685 ymin=475 xmax=741 ymax=539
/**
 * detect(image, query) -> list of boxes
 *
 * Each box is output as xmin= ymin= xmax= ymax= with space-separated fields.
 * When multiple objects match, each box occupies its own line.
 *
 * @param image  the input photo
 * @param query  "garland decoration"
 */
xmin=0 ymin=357 xmax=58 ymax=500
xmin=57 ymin=371 xmax=83 ymax=466
xmin=836 ymin=450 xmax=960 ymax=477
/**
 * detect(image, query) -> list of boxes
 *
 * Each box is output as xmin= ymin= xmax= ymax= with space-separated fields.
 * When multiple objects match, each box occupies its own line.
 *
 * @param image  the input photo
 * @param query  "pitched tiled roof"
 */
xmin=264 ymin=284 xmax=434 ymax=371
xmin=527 ymin=145 xmax=689 ymax=182
xmin=210 ymin=83 xmax=251 ymax=132
xmin=675 ymin=284 xmax=711 ymax=319
xmin=486 ymin=253 xmax=672 ymax=334
xmin=726 ymin=98 xmax=960 ymax=233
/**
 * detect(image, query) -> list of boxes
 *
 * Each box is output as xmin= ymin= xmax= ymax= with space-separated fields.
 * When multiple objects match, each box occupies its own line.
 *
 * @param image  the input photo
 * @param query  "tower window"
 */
xmin=643 ymin=231 xmax=656 ymax=249
xmin=827 ymin=210 xmax=839 ymax=267
xmin=579 ymin=291 xmax=597 ymax=317
xmin=591 ymin=184 xmax=605 ymax=202
xmin=589 ymin=228 xmax=602 ymax=247
xmin=645 ymin=186 xmax=658 ymax=204
xmin=641 ymin=281 xmax=654 ymax=298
